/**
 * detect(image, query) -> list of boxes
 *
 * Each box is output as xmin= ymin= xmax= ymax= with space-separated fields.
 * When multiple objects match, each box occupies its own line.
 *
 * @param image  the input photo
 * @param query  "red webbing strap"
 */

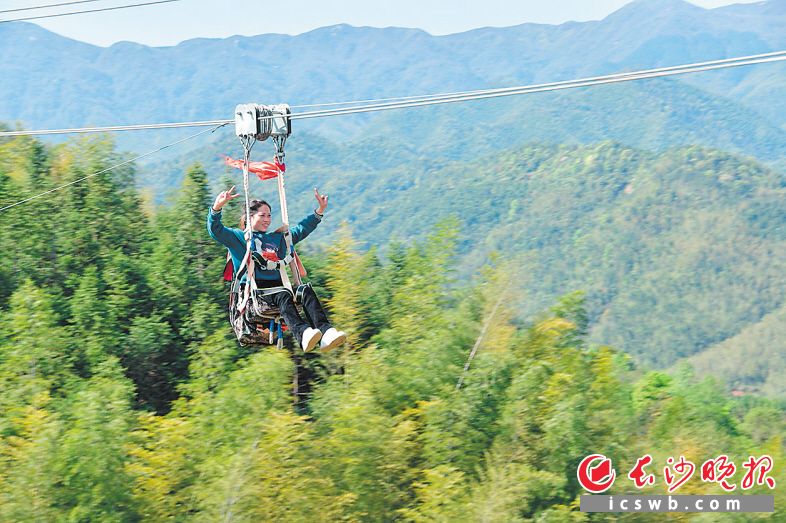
xmin=222 ymin=252 xmax=233 ymax=281
xmin=224 ymin=155 xmax=285 ymax=181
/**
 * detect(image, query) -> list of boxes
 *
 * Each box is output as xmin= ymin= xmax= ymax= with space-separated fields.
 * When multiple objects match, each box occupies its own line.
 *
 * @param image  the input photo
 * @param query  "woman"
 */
xmin=207 ymin=186 xmax=346 ymax=352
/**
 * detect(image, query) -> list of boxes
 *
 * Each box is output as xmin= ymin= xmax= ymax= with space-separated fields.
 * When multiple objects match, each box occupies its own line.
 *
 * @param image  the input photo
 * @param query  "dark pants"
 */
xmin=259 ymin=284 xmax=331 ymax=344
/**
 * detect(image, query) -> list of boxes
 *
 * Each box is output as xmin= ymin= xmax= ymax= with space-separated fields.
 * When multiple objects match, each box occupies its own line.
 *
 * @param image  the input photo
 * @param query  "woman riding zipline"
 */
xmin=207 ymin=186 xmax=346 ymax=352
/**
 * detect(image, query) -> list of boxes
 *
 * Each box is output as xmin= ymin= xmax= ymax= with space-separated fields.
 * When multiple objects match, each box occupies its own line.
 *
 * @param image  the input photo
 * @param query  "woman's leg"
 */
xmin=262 ymin=291 xmax=310 ymax=344
xmin=298 ymin=285 xmax=332 ymax=333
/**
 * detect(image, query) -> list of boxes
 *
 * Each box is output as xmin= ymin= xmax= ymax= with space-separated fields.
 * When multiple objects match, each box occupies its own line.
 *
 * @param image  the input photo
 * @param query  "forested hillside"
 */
xmin=688 ymin=303 xmax=786 ymax=397
xmin=0 ymin=134 xmax=784 ymax=521
xmin=183 ymin=138 xmax=785 ymax=373
xmin=4 ymin=128 xmax=785 ymax=385
xmin=410 ymin=143 xmax=786 ymax=368
xmin=2 ymin=1 xmax=785 ymax=519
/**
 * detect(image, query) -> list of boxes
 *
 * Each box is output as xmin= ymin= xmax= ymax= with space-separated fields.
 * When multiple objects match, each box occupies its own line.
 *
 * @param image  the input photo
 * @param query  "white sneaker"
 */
xmin=301 ymin=327 xmax=322 ymax=352
xmin=320 ymin=328 xmax=346 ymax=352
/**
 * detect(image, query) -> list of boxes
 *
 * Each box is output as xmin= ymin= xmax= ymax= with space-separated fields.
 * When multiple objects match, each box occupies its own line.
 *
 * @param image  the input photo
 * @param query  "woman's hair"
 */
xmin=238 ymin=199 xmax=271 ymax=229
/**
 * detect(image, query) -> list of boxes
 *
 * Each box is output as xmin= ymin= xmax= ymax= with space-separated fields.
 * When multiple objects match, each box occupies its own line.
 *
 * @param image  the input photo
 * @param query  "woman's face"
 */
xmin=250 ymin=205 xmax=272 ymax=232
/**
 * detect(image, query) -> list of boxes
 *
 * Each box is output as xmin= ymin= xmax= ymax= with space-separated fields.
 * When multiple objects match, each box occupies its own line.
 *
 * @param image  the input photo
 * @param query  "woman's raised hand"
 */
xmin=314 ymin=187 xmax=328 ymax=214
xmin=213 ymin=186 xmax=241 ymax=211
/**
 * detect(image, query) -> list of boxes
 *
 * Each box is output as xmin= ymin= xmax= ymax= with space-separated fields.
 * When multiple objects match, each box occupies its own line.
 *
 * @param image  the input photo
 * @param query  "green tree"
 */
xmin=0 ymin=137 xmax=55 ymax=298
xmin=0 ymin=392 xmax=61 ymax=522
xmin=50 ymin=137 xmax=145 ymax=301
xmin=69 ymin=266 xmax=112 ymax=371
xmin=169 ymin=163 xmax=224 ymax=300
xmin=52 ymin=358 xmax=139 ymax=522
xmin=310 ymin=382 xmax=419 ymax=521
xmin=123 ymin=314 xmax=177 ymax=412
xmin=184 ymin=349 xmax=293 ymax=520
xmin=127 ymin=412 xmax=195 ymax=522
xmin=0 ymin=280 xmax=71 ymax=420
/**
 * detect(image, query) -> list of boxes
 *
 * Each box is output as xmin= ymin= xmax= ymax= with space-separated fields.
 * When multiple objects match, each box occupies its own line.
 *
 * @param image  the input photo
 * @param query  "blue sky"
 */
xmin=5 ymin=0 xmax=763 ymax=47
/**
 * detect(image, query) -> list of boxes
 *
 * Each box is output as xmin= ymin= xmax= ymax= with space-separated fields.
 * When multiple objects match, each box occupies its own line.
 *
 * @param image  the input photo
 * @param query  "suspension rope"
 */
xmin=289 ymin=88 xmax=494 ymax=109
xmin=0 ymin=119 xmax=229 ymax=137
xmin=288 ymin=53 xmax=786 ymax=120
xmin=0 ymin=0 xmax=180 ymax=23
xmin=2 ymin=50 xmax=784 ymax=138
xmin=271 ymin=136 xmax=300 ymax=290
xmin=0 ymin=0 xmax=104 ymax=15
xmin=0 ymin=122 xmax=227 ymax=212
xmin=240 ymin=138 xmax=255 ymax=244
xmin=291 ymin=49 xmax=786 ymax=110
xmin=2 ymin=51 xmax=785 ymax=212
xmin=235 ymin=135 xmax=257 ymax=315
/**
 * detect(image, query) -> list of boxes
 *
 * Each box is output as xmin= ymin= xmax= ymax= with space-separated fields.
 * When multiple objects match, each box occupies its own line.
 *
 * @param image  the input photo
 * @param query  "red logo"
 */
xmin=628 ymin=454 xmax=656 ymax=488
xmin=663 ymin=455 xmax=695 ymax=493
xmin=577 ymin=454 xmax=616 ymax=493
xmin=741 ymin=455 xmax=776 ymax=490
xmin=582 ymin=453 xmax=775 ymax=493
xmin=701 ymin=455 xmax=737 ymax=491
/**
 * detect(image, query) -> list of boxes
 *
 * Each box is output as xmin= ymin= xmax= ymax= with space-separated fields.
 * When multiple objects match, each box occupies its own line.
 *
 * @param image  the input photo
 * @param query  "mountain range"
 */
xmin=2 ymin=0 xmax=786 ymax=139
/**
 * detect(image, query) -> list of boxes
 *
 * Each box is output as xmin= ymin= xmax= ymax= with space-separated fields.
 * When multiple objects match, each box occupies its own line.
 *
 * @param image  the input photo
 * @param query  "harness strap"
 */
xmin=273 ymin=137 xmax=302 ymax=291
xmin=237 ymin=136 xmax=260 ymax=315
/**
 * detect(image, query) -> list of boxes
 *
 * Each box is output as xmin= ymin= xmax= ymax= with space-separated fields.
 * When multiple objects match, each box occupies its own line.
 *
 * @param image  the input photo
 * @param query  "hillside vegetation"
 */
xmin=688 ymin=303 xmax=786 ymax=397
xmin=287 ymin=141 xmax=785 ymax=370
xmin=4 ymin=131 xmax=784 ymax=382
xmin=0 ymin=133 xmax=784 ymax=521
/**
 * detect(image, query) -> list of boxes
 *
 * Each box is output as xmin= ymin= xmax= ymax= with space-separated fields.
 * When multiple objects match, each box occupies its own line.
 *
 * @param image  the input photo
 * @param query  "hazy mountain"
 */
xmin=2 ymin=0 xmax=786 ymax=142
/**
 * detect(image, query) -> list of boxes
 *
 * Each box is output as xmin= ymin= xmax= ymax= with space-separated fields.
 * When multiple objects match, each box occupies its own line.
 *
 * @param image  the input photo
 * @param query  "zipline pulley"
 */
xmin=234 ymin=103 xmax=291 ymax=143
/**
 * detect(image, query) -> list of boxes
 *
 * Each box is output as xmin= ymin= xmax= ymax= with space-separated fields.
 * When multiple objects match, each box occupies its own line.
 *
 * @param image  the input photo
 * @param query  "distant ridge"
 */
xmin=1 ymin=0 xmax=785 ymax=141
xmin=687 ymin=302 xmax=786 ymax=397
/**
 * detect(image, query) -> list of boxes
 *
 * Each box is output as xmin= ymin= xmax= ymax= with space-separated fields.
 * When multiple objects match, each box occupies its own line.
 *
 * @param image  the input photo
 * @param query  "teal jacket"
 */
xmin=207 ymin=207 xmax=321 ymax=282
